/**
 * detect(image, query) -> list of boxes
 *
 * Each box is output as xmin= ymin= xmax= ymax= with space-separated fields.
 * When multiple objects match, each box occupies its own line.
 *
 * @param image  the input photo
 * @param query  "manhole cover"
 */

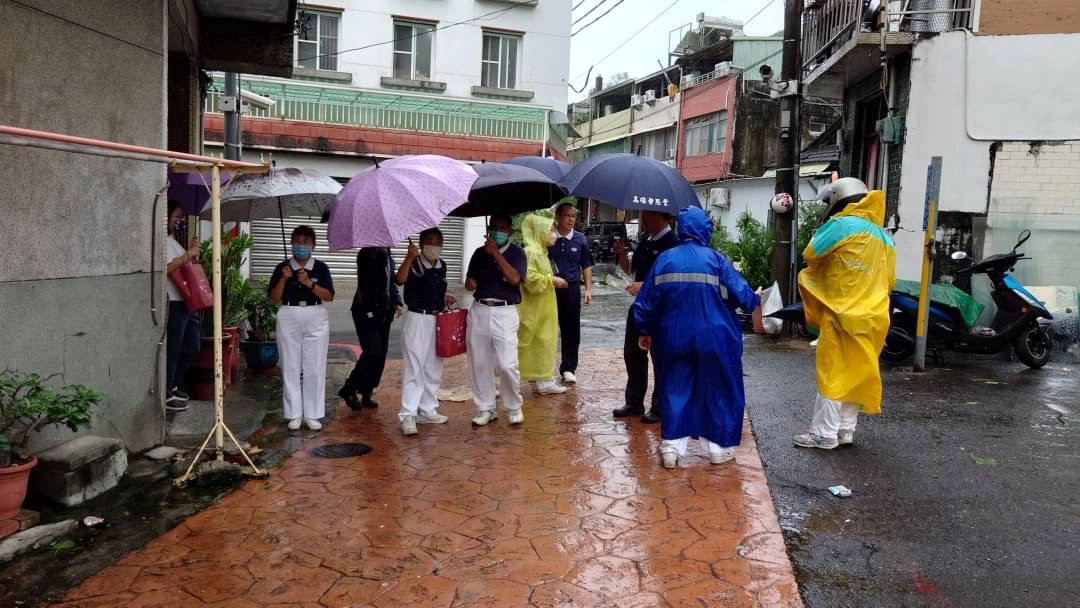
xmin=310 ymin=443 xmax=372 ymax=458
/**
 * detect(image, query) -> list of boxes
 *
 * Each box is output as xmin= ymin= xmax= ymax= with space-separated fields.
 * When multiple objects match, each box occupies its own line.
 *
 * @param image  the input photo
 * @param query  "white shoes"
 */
xmin=710 ymin=447 xmax=736 ymax=465
xmin=838 ymin=430 xmax=855 ymax=446
xmin=562 ymin=371 xmax=577 ymax=384
xmin=792 ymin=432 xmax=839 ymax=450
xmin=472 ymin=410 xmax=498 ymax=426
xmin=401 ymin=416 xmax=418 ymax=436
xmin=304 ymin=418 xmax=322 ymax=431
xmin=536 ymin=380 xmax=567 ymax=395
xmin=287 ymin=419 xmax=302 ymax=431
xmin=661 ymin=450 xmax=678 ymax=469
xmin=508 ymin=409 xmax=524 ymax=425
xmin=417 ymin=412 xmax=449 ymax=425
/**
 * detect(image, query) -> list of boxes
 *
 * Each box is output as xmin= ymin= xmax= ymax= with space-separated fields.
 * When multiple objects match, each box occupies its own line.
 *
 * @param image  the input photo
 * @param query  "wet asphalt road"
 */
xmin=331 ymin=276 xmax=1080 ymax=607
xmin=745 ymin=340 xmax=1080 ymax=608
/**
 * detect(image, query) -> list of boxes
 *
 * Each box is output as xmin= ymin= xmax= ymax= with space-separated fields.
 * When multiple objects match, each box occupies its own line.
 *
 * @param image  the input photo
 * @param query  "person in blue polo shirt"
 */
xmin=465 ymin=214 xmax=528 ymax=427
xmin=548 ymin=202 xmax=594 ymax=385
xmin=269 ymin=225 xmax=335 ymax=431
xmin=395 ymin=228 xmax=456 ymax=436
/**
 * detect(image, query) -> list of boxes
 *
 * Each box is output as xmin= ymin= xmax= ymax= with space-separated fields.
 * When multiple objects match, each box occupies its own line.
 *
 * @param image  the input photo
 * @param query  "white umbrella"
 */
xmin=200 ymin=166 xmax=341 ymax=255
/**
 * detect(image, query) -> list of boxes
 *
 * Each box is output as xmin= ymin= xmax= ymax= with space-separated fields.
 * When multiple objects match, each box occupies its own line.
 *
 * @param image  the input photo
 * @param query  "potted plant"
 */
xmin=188 ymin=232 xmax=253 ymax=397
xmin=240 ymin=277 xmax=280 ymax=370
xmin=0 ymin=371 xmax=100 ymax=519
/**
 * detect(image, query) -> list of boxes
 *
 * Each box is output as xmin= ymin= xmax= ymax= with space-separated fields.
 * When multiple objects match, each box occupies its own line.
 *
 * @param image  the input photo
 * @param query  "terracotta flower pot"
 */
xmin=0 ymin=456 xmax=38 ymax=520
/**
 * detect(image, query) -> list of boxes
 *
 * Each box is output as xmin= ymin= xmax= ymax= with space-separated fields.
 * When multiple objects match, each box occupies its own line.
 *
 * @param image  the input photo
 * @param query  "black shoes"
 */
xmin=640 ymin=409 xmax=661 ymax=424
xmin=612 ymin=405 xmax=645 ymax=418
xmin=338 ymin=386 xmax=363 ymax=411
xmin=360 ymin=395 xmax=379 ymax=409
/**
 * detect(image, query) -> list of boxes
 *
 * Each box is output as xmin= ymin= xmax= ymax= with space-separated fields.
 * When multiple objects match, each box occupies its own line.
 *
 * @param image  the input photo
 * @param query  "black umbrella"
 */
xmin=449 ymin=162 xmax=567 ymax=218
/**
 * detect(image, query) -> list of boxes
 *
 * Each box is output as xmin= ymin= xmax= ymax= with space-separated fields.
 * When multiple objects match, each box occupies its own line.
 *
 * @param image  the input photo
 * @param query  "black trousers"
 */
xmin=623 ymin=309 xmax=658 ymax=410
xmin=346 ymin=310 xmax=392 ymax=397
xmin=555 ymin=281 xmax=582 ymax=374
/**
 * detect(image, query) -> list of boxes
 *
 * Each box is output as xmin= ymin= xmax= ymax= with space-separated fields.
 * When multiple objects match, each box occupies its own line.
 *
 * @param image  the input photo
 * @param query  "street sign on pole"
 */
xmin=914 ymin=156 xmax=943 ymax=372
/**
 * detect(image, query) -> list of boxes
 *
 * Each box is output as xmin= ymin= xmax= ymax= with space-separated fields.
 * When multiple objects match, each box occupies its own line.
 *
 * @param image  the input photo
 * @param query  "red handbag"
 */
xmin=169 ymin=262 xmax=214 ymax=313
xmin=435 ymin=308 xmax=468 ymax=358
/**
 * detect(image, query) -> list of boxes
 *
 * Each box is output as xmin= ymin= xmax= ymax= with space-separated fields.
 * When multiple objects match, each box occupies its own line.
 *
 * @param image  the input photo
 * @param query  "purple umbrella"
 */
xmin=503 ymin=156 xmax=571 ymax=182
xmin=327 ymin=155 xmax=478 ymax=250
xmin=167 ymin=168 xmax=232 ymax=216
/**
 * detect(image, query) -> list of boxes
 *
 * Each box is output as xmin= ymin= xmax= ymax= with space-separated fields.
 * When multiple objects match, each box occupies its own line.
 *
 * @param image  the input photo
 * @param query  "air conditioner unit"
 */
xmin=707 ymin=187 xmax=730 ymax=210
xmin=680 ymin=75 xmax=695 ymax=89
xmin=644 ymin=89 xmax=657 ymax=103
xmin=630 ymin=94 xmax=644 ymax=108
xmin=714 ymin=61 xmax=732 ymax=76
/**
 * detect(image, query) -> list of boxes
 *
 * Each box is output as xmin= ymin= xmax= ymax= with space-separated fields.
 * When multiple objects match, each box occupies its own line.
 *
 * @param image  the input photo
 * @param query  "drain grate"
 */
xmin=310 ymin=443 xmax=373 ymax=458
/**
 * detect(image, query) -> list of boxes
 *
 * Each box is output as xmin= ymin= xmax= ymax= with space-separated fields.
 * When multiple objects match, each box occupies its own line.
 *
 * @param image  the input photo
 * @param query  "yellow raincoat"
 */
xmin=798 ymin=190 xmax=896 ymax=413
xmin=517 ymin=214 xmax=559 ymax=381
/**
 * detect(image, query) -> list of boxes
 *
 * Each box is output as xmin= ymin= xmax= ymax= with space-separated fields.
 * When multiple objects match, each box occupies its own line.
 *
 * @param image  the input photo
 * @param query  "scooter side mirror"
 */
xmin=950 ymin=251 xmax=969 ymax=261
xmin=1014 ymin=229 xmax=1031 ymax=251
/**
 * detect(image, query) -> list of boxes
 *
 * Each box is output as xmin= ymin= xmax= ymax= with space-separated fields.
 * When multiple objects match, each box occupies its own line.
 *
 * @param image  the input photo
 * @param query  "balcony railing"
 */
xmin=205 ymin=73 xmax=546 ymax=142
xmin=802 ymin=0 xmax=976 ymax=73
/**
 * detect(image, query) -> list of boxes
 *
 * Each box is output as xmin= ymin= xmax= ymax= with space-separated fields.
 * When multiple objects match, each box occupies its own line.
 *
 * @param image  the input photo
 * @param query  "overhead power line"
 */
xmin=743 ymin=0 xmax=780 ymax=28
xmin=572 ymin=0 xmax=627 ymax=36
xmin=572 ymin=0 xmax=610 ymax=26
xmin=570 ymin=0 xmax=685 ymax=83
xmin=572 ymin=0 xmax=590 ymax=10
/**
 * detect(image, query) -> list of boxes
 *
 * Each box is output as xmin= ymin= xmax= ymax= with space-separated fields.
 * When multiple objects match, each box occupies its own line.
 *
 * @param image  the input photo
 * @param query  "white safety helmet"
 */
xmin=820 ymin=177 xmax=869 ymax=219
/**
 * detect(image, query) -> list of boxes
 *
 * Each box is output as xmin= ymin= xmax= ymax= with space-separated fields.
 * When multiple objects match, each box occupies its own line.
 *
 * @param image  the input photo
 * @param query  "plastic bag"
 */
xmin=435 ymin=308 xmax=468 ymax=358
xmin=169 ymin=262 xmax=213 ymax=313
xmin=760 ymin=281 xmax=784 ymax=335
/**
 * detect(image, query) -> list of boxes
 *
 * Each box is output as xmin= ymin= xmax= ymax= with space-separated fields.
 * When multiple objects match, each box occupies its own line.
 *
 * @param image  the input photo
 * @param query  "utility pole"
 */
xmin=771 ymin=0 xmax=803 ymax=304
xmin=223 ymin=73 xmax=240 ymax=161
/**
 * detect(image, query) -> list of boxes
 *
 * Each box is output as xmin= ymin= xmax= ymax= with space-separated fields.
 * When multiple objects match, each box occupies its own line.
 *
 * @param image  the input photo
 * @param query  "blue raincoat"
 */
xmin=632 ymin=207 xmax=760 ymax=447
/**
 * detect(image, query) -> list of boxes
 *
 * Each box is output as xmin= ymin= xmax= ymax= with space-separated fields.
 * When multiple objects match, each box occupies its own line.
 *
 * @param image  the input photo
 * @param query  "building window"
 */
xmin=296 ymin=11 xmax=339 ymax=71
xmin=394 ymin=21 xmax=435 ymax=80
xmin=683 ymin=111 xmax=728 ymax=157
xmin=481 ymin=33 xmax=521 ymax=89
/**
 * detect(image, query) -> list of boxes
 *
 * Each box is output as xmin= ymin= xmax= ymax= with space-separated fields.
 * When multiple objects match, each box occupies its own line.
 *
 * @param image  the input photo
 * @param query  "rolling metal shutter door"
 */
xmin=249 ymin=216 xmax=466 ymax=284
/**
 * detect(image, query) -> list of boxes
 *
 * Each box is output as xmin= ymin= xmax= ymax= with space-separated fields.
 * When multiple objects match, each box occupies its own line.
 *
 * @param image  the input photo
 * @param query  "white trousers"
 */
xmin=276 ymin=305 xmax=329 ymax=421
xmin=809 ymin=392 xmax=860 ymax=439
xmin=399 ymin=311 xmax=443 ymax=419
xmin=661 ymin=437 xmax=728 ymax=457
xmin=467 ymin=303 xmax=523 ymax=412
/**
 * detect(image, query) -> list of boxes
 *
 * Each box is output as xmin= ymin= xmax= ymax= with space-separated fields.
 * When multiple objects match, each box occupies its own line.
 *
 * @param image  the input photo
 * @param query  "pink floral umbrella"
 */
xmin=327 ymin=155 xmax=478 ymax=250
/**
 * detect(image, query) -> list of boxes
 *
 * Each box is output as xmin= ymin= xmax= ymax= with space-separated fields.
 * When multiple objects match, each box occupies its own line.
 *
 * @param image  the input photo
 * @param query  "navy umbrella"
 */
xmin=559 ymin=153 xmax=700 ymax=212
xmin=449 ymin=162 xmax=566 ymax=218
xmin=503 ymin=156 xmax=571 ymax=182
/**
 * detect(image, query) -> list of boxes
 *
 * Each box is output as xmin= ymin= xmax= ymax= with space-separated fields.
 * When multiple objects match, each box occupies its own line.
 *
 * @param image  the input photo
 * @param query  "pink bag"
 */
xmin=169 ymin=263 xmax=214 ymax=313
xmin=435 ymin=309 xmax=468 ymax=358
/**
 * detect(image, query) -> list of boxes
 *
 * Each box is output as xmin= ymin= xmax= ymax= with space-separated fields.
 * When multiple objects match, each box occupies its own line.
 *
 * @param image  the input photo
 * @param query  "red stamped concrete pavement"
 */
xmin=51 ymin=349 xmax=801 ymax=607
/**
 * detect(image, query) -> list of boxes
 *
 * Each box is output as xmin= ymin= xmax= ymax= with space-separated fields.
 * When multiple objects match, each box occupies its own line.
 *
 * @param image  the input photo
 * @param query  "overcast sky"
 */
xmin=567 ymin=0 xmax=785 ymax=102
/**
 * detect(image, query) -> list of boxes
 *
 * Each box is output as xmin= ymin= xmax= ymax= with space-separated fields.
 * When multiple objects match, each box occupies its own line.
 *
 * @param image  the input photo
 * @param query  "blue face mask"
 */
xmin=489 ymin=231 xmax=509 ymax=247
xmin=292 ymin=244 xmax=312 ymax=259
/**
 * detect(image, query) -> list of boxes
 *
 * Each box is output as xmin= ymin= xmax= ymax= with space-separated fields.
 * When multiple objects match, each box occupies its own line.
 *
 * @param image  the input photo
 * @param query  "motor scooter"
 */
xmin=883 ymin=230 xmax=1052 ymax=368
xmin=765 ymin=230 xmax=1052 ymax=368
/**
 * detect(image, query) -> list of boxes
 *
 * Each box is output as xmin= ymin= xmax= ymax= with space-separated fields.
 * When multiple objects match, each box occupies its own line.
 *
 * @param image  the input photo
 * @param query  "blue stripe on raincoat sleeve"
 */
xmin=631 ymin=262 xmax=662 ymax=337
xmin=717 ymin=252 xmax=759 ymax=313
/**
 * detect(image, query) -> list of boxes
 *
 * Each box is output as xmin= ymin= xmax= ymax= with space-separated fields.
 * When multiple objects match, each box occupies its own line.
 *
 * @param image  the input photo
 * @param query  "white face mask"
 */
xmin=422 ymin=245 xmax=442 ymax=262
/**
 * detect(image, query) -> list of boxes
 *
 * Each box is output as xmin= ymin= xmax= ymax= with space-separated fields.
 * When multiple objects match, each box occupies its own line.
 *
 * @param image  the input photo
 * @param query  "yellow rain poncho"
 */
xmin=517 ymin=214 xmax=560 ymax=381
xmin=798 ymin=190 xmax=896 ymax=413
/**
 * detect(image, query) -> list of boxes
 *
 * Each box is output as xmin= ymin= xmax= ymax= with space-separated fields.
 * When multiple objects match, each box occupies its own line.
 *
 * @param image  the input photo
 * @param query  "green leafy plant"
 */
xmin=796 ymin=200 xmax=828 ymax=270
xmin=241 ymin=277 xmax=279 ymax=342
xmin=711 ymin=211 xmax=773 ymax=290
xmin=0 ymin=371 xmax=101 ymax=467
xmin=199 ymin=231 xmax=255 ymax=332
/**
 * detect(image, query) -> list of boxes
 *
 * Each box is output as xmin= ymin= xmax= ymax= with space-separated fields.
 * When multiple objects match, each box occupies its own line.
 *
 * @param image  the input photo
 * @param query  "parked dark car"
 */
xmin=584 ymin=222 xmax=629 ymax=262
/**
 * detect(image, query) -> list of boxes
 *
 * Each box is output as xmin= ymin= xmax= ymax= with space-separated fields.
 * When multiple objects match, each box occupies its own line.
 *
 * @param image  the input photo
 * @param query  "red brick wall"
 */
xmin=676 ymin=76 xmax=738 ymax=183
xmin=204 ymin=115 xmax=565 ymax=162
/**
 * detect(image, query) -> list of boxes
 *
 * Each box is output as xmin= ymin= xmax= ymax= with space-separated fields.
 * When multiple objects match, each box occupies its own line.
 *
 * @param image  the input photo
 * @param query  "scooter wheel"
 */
xmin=1013 ymin=324 xmax=1051 ymax=369
xmin=881 ymin=327 xmax=915 ymax=363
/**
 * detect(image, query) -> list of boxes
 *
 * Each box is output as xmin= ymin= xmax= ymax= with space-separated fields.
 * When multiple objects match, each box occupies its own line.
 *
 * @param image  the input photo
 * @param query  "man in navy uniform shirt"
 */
xmin=465 ymin=215 xmax=529 ymax=427
xmin=612 ymin=210 xmax=679 ymax=424
xmin=548 ymin=202 xmax=594 ymax=385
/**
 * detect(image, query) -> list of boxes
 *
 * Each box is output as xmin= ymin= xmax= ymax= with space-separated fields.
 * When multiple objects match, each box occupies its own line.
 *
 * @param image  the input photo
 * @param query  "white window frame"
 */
xmin=295 ymin=10 xmax=339 ymax=72
xmin=481 ymin=32 xmax=522 ymax=90
xmin=683 ymin=111 xmax=728 ymax=157
xmin=393 ymin=20 xmax=436 ymax=81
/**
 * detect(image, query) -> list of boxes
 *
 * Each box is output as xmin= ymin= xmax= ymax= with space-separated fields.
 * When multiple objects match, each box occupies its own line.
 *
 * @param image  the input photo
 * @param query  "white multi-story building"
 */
xmin=204 ymin=0 xmax=572 ymax=283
